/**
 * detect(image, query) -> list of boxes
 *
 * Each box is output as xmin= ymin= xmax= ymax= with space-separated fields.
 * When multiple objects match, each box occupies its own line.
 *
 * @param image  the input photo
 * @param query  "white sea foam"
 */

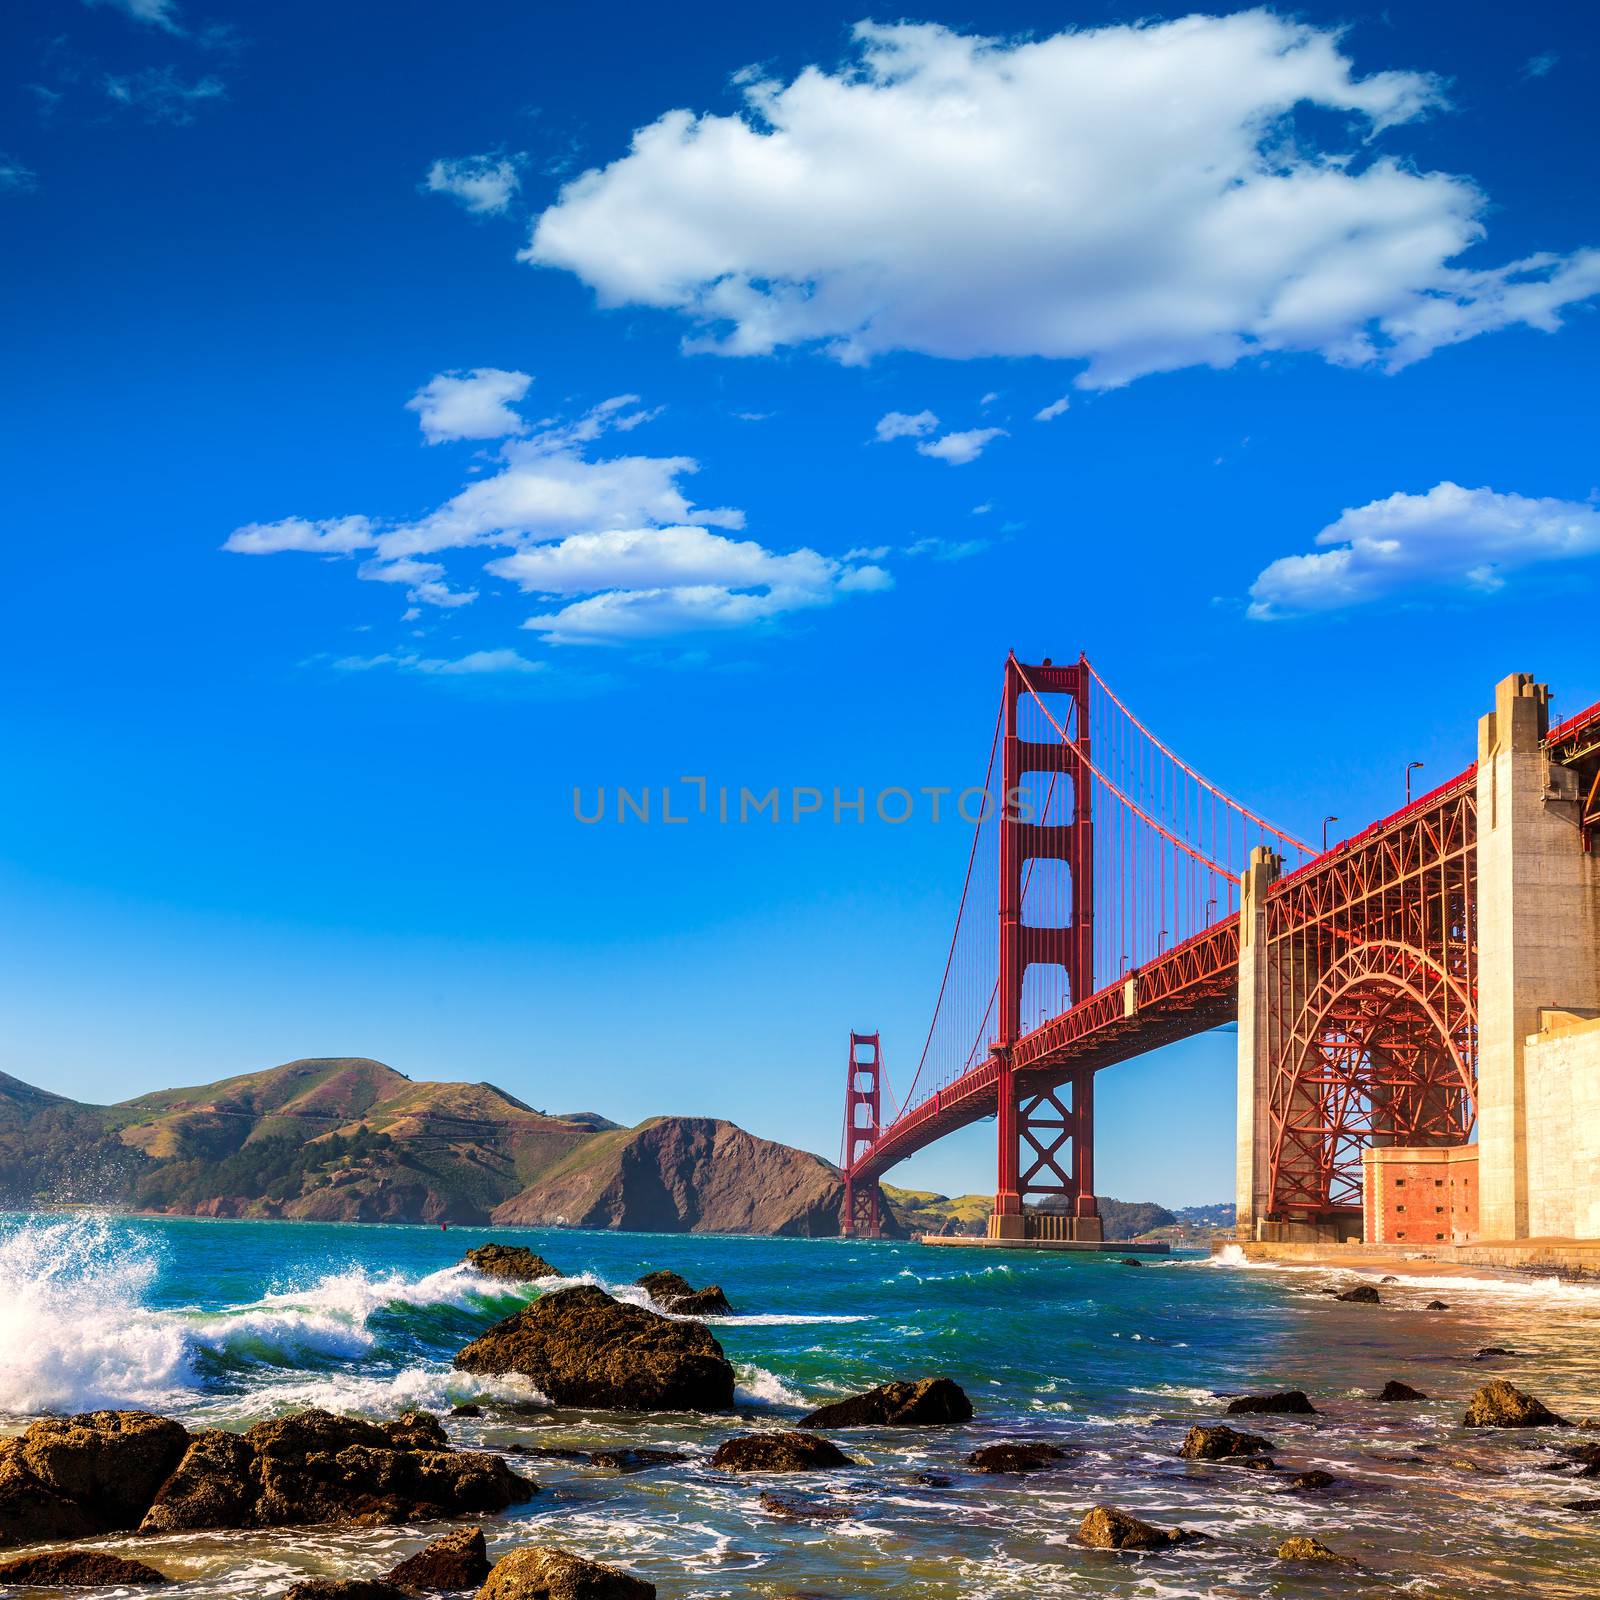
xmin=734 ymin=1364 xmax=810 ymax=1408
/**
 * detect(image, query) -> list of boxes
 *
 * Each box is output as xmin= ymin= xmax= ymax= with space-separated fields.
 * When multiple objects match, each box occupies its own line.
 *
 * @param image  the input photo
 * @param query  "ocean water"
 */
xmin=2 ymin=1215 xmax=1599 ymax=1598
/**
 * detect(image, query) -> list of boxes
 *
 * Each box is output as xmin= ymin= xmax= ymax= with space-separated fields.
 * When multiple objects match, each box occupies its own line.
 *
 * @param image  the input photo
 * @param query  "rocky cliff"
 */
xmin=489 ymin=1116 xmax=887 ymax=1237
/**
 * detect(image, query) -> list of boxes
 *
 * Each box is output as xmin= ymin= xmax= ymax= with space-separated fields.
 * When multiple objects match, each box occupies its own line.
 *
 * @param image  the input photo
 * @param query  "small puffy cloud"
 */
xmin=224 ymin=516 xmax=376 ymax=555
xmin=357 ymin=556 xmax=477 ymax=609
xmin=1034 ymin=396 xmax=1070 ymax=422
xmin=916 ymin=427 xmax=1005 ymax=465
xmin=0 ymin=155 xmax=38 ymax=195
xmin=1523 ymin=51 xmax=1559 ymax=79
xmin=425 ymin=154 xmax=521 ymax=216
xmin=104 ymin=67 xmax=224 ymax=124
xmin=407 ymin=368 xmax=532 ymax=444
xmin=83 ymin=0 xmax=182 ymax=33
xmin=1248 ymin=482 xmax=1600 ymax=618
xmin=874 ymin=409 xmax=938 ymax=442
xmin=526 ymin=15 xmax=1599 ymax=385
xmin=335 ymin=649 xmax=545 ymax=676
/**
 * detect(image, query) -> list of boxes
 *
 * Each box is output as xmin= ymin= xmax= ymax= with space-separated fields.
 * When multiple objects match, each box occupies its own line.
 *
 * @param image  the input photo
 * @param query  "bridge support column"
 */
xmin=1476 ymin=674 xmax=1600 ymax=1242
xmin=1235 ymin=846 xmax=1281 ymax=1240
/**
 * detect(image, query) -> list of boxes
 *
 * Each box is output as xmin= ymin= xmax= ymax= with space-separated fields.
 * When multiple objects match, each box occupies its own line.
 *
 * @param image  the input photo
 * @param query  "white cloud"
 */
xmin=224 ymin=516 xmax=376 ymax=555
xmin=335 ymin=649 xmax=546 ymax=676
xmin=425 ymin=154 xmax=521 ymax=216
xmin=874 ymin=409 xmax=938 ymax=442
xmin=407 ymin=368 xmax=532 ymax=444
xmin=83 ymin=0 xmax=182 ymax=33
xmin=916 ymin=427 xmax=1004 ymax=465
xmin=1523 ymin=51 xmax=1559 ymax=79
xmin=525 ymin=15 xmax=1600 ymax=387
xmin=229 ymin=386 xmax=890 ymax=647
xmin=907 ymin=535 xmax=988 ymax=561
xmin=0 ymin=155 xmax=37 ymax=195
xmin=1034 ymin=396 xmax=1070 ymax=422
xmin=1248 ymin=482 xmax=1600 ymax=618
xmin=104 ymin=67 xmax=223 ymax=124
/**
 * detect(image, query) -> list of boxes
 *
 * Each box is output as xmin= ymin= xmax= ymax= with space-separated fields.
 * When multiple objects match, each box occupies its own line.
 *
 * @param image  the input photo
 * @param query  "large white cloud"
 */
xmin=226 ymin=389 xmax=892 ymax=644
xmin=1249 ymin=482 xmax=1600 ymax=618
xmin=525 ymin=14 xmax=1600 ymax=387
xmin=406 ymin=368 xmax=531 ymax=443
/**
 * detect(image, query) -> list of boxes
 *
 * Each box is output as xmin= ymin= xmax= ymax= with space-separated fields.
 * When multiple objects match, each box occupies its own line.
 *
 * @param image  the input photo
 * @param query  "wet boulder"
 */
xmin=287 ymin=1583 xmax=411 ymax=1600
xmin=1336 ymin=1284 xmax=1380 ymax=1304
xmin=0 ymin=1550 xmax=171 ymax=1586
xmin=757 ymin=1491 xmax=851 ymax=1521
xmin=1277 ymin=1535 xmax=1342 ymax=1562
xmin=464 ymin=1244 xmax=561 ymax=1282
xmin=1288 ymin=1469 xmax=1338 ymax=1491
xmin=1464 ymin=1381 xmax=1570 ymax=1429
xmin=1378 ymin=1381 xmax=1428 ymax=1403
xmin=476 ymin=1546 xmax=655 ymax=1600
xmin=1225 ymin=1390 xmax=1317 ymax=1416
xmin=451 ymin=1403 xmax=483 ymax=1418
xmin=139 ymin=1409 xmax=535 ymax=1533
xmin=0 ymin=1410 xmax=191 ymax=1546
xmin=1179 ymin=1424 xmax=1272 ymax=1461
xmin=453 ymin=1285 xmax=734 ymax=1413
xmin=1077 ymin=1505 xmax=1193 ymax=1551
xmin=710 ymin=1432 xmax=854 ymax=1472
xmin=586 ymin=1447 xmax=687 ymax=1473
xmin=1426 ymin=1300 xmax=1450 ymax=1311
xmin=798 ymin=1378 xmax=972 ymax=1429
xmin=1118 ymin=1258 xmax=1144 ymax=1267
xmin=386 ymin=1526 xmax=490 ymax=1590
xmin=635 ymin=1270 xmax=733 ymax=1317
xmin=966 ymin=1441 xmax=1068 ymax=1473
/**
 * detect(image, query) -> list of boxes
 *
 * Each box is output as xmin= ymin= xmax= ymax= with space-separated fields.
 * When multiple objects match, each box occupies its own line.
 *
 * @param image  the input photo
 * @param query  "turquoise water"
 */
xmin=2 ymin=1213 xmax=1599 ymax=1597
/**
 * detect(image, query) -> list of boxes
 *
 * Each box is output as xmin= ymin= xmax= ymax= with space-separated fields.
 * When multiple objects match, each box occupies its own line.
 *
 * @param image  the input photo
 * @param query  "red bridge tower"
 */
xmin=840 ymin=1031 xmax=882 ymax=1237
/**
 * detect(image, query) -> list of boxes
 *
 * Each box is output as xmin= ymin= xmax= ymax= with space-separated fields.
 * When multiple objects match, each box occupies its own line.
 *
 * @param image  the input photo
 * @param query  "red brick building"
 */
xmin=1362 ymin=1145 xmax=1479 ymax=1245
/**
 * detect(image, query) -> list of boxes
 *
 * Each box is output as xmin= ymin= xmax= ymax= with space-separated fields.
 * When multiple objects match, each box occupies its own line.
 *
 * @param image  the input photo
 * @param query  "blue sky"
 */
xmin=2 ymin=0 xmax=1596 ymax=1207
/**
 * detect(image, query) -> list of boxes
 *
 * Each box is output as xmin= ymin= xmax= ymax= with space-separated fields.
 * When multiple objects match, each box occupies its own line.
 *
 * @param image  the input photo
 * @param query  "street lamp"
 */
xmin=1406 ymin=761 xmax=1425 ymax=805
xmin=1322 ymin=814 xmax=1339 ymax=851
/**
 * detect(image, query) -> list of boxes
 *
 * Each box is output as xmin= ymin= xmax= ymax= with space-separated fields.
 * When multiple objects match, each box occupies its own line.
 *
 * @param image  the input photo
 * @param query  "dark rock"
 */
xmin=464 ymin=1244 xmax=560 ymax=1282
xmin=0 ymin=1551 xmax=171 ymax=1586
xmin=1179 ymin=1424 xmax=1272 ymax=1461
xmin=912 ymin=1472 xmax=951 ymax=1488
xmin=1076 ymin=1505 xmax=1193 ymax=1550
xmin=966 ymin=1441 xmax=1067 ymax=1473
xmin=1565 ymin=1497 xmax=1600 ymax=1511
xmin=1476 ymin=1346 xmax=1520 ymax=1359
xmin=1225 ymin=1390 xmax=1316 ymax=1416
xmin=139 ymin=1409 xmax=535 ymax=1533
xmin=1118 ymin=1258 xmax=1144 ymax=1267
xmin=1464 ymin=1381 xmax=1570 ymax=1429
xmin=1378 ymin=1381 xmax=1428 ymax=1403
xmin=1426 ymin=1300 xmax=1450 ymax=1310
xmin=1277 ymin=1535 xmax=1342 ymax=1562
xmin=1288 ymin=1470 xmax=1338 ymax=1491
xmin=1239 ymin=1456 xmax=1277 ymax=1471
xmin=1380 ymin=1275 xmax=1398 ymax=1284
xmin=508 ymin=1445 xmax=585 ymax=1462
xmin=453 ymin=1285 xmax=734 ymax=1413
xmin=636 ymin=1270 xmax=733 ymax=1317
xmin=1336 ymin=1284 xmax=1380 ymax=1304
xmin=0 ymin=1409 xmax=191 ymax=1546
xmin=758 ymin=1491 xmax=852 ymax=1521
xmin=386 ymin=1526 xmax=490 ymax=1590
xmin=477 ymin=1545 xmax=655 ymax=1600
xmin=451 ymin=1404 xmax=483 ymax=1418
xmin=587 ymin=1448 xmax=686 ymax=1473
xmin=710 ymin=1432 xmax=854 ymax=1472
xmin=1557 ymin=1443 xmax=1600 ymax=1476
xmin=287 ymin=1582 xmax=411 ymax=1600
xmin=798 ymin=1378 xmax=972 ymax=1429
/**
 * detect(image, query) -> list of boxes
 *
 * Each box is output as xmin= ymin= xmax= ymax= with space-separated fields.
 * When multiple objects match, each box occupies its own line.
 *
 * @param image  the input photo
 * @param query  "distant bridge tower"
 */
xmin=992 ymin=654 xmax=1102 ymax=1241
xmin=841 ymin=1031 xmax=882 ymax=1238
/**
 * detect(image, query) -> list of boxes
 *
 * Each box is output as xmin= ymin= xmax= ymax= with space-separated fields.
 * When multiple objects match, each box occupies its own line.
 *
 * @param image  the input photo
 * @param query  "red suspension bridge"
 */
xmin=840 ymin=655 xmax=1600 ymax=1246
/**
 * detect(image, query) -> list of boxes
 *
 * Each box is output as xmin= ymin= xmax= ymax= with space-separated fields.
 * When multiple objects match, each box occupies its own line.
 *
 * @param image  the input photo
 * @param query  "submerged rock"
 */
xmin=587 ymin=1447 xmax=687 ymax=1473
xmin=1464 ymin=1381 xmax=1570 ymax=1429
xmin=453 ymin=1285 xmax=735 ymax=1412
xmin=1287 ymin=1469 xmax=1338 ymax=1491
xmin=1277 ymin=1535 xmax=1342 ymax=1562
xmin=1476 ymin=1346 xmax=1521 ymax=1359
xmin=464 ymin=1244 xmax=560 ymax=1282
xmin=286 ymin=1583 xmax=411 ymax=1600
xmin=966 ymin=1442 xmax=1068 ymax=1473
xmin=0 ymin=1409 xmax=191 ymax=1546
xmin=710 ymin=1432 xmax=854 ymax=1472
xmin=757 ymin=1491 xmax=852 ymax=1521
xmin=1378 ymin=1381 xmax=1428 ymax=1403
xmin=0 ymin=1550 xmax=171 ymax=1586
xmin=476 ymin=1545 xmax=655 ymax=1600
xmin=1179 ymin=1424 xmax=1272 ymax=1461
xmin=1226 ymin=1390 xmax=1316 ymax=1416
xmin=1426 ymin=1300 xmax=1450 ymax=1311
xmin=139 ymin=1410 xmax=534 ymax=1532
xmin=386 ymin=1526 xmax=490 ymax=1590
xmin=798 ymin=1378 xmax=972 ymax=1429
xmin=1118 ymin=1257 xmax=1144 ymax=1267
xmin=451 ymin=1404 xmax=483 ymax=1418
xmin=1336 ymin=1284 xmax=1380 ymax=1304
xmin=636 ymin=1270 xmax=733 ymax=1317
xmin=1077 ymin=1505 xmax=1193 ymax=1551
